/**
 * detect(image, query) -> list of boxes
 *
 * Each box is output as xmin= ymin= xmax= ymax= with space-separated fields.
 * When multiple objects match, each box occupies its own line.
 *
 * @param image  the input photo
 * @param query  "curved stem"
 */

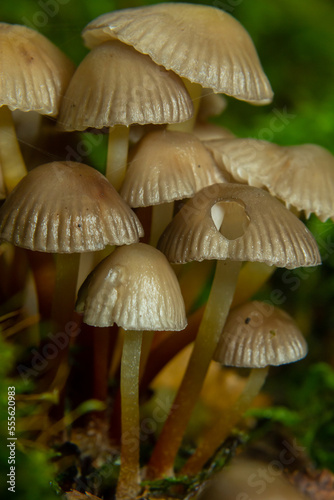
xmin=116 ymin=330 xmax=143 ymax=500
xmin=106 ymin=125 xmax=129 ymax=191
xmin=149 ymin=202 xmax=174 ymax=247
xmin=181 ymin=367 xmax=269 ymax=476
xmin=0 ymin=106 xmax=27 ymax=193
xmin=167 ymin=80 xmax=202 ymax=133
xmin=147 ymin=260 xmax=241 ymax=479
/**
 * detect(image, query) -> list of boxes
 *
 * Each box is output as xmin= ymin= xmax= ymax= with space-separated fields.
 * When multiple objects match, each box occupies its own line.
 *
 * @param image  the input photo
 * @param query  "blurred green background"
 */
xmin=0 ymin=0 xmax=333 ymax=498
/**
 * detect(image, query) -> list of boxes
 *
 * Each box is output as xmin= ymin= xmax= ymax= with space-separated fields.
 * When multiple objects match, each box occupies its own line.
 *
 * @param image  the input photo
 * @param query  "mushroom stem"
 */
xmin=147 ymin=259 xmax=241 ymax=479
xmin=139 ymin=331 xmax=155 ymax=382
xmin=51 ymin=253 xmax=80 ymax=333
xmin=0 ymin=105 xmax=27 ymax=193
xmin=116 ymin=330 xmax=143 ymax=500
xmin=167 ymin=80 xmax=202 ymax=133
xmin=181 ymin=366 xmax=269 ymax=476
xmin=149 ymin=202 xmax=174 ymax=247
xmin=106 ymin=124 xmax=130 ymax=191
xmin=232 ymin=262 xmax=276 ymax=308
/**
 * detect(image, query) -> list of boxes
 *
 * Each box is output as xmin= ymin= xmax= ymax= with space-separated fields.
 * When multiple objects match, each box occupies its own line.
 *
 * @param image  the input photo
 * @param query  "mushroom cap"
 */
xmin=82 ymin=3 xmax=273 ymax=103
xmin=0 ymin=23 xmax=75 ymax=116
xmin=214 ymin=301 xmax=308 ymax=367
xmin=205 ymin=139 xmax=334 ymax=221
xmin=58 ymin=40 xmax=193 ymax=131
xmin=0 ymin=161 xmax=143 ymax=253
xmin=157 ymin=183 xmax=321 ymax=268
xmin=76 ymin=242 xmax=187 ymax=331
xmin=192 ymin=122 xmax=235 ymax=143
xmin=197 ymin=89 xmax=227 ymax=121
xmin=120 ymin=129 xmax=228 ymax=207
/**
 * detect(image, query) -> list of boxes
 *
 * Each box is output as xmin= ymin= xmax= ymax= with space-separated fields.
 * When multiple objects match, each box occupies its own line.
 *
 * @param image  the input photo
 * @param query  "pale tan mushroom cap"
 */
xmin=157 ymin=183 xmax=321 ymax=268
xmin=82 ymin=3 xmax=273 ymax=103
xmin=59 ymin=40 xmax=193 ymax=131
xmin=0 ymin=23 xmax=75 ymax=116
xmin=120 ymin=129 xmax=228 ymax=207
xmin=193 ymin=122 xmax=235 ymax=143
xmin=0 ymin=161 xmax=143 ymax=253
xmin=205 ymin=139 xmax=334 ymax=221
xmin=197 ymin=89 xmax=227 ymax=121
xmin=214 ymin=301 xmax=308 ymax=367
xmin=76 ymin=242 xmax=187 ymax=331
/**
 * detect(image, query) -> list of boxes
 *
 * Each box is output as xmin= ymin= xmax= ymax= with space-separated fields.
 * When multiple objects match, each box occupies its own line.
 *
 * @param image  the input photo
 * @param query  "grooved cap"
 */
xmin=0 ymin=161 xmax=143 ymax=253
xmin=82 ymin=3 xmax=273 ymax=103
xmin=58 ymin=40 xmax=193 ymax=131
xmin=214 ymin=301 xmax=308 ymax=367
xmin=0 ymin=23 xmax=75 ymax=116
xmin=157 ymin=183 xmax=321 ymax=268
xmin=76 ymin=243 xmax=187 ymax=330
xmin=205 ymin=138 xmax=334 ymax=222
xmin=120 ymin=129 xmax=228 ymax=207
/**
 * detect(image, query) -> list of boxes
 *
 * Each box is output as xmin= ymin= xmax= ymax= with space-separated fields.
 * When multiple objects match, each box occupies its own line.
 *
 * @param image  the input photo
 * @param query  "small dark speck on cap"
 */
xmin=245 ymin=317 xmax=251 ymax=324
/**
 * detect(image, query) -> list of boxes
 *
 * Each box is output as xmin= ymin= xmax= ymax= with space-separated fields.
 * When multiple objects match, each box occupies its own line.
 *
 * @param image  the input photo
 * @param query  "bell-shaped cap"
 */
xmin=197 ymin=90 xmax=227 ymax=121
xmin=76 ymin=242 xmax=187 ymax=331
xmin=205 ymin=139 xmax=334 ymax=222
xmin=214 ymin=301 xmax=308 ymax=367
xmin=82 ymin=3 xmax=273 ymax=103
xmin=0 ymin=23 xmax=75 ymax=116
xmin=58 ymin=40 xmax=193 ymax=131
xmin=158 ymin=183 xmax=321 ymax=268
xmin=0 ymin=161 xmax=143 ymax=253
xmin=120 ymin=129 xmax=228 ymax=207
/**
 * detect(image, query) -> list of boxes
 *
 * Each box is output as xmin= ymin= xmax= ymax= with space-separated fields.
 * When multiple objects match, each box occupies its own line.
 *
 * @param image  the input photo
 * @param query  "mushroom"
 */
xmin=76 ymin=243 xmax=187 ymax=500
xmin=82 ymin=3 xmax=273 ymax=132
xmin=0 ymin=23 xmax=75 ymax=192
xmin=147 ymin=183 xmax=320 ymax=478
xmin=181 ymin=300 xmax=308 ymax=475
xmin=0 ymin=161 xmax=143 ymax=333
xmin=58 ymin=40 xmax=193 ymax=190
xmin=120 ymin=128 xmax=228 ymax=245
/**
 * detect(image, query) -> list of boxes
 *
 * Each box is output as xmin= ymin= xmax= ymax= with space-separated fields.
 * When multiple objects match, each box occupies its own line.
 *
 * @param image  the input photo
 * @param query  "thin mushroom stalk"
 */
xmin=147 ymin=259 xmax=241 ymax=478
xmin=116 ymin=330 xmax=143 ymax=500
xmin=0 ymin=106 xmax=27 ymax=193
xmin=106 ymin=124 xmax=130 ymax=191
xmin=181 ymin=366 xmax=269 ymax=476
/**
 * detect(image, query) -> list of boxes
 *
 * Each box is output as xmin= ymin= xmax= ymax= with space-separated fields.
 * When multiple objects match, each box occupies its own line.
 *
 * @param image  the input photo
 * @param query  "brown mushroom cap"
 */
xmin=59 ymin=40 xmax=193 ymax=131
xmin=82 ymin=3 xmax=273 ymax=103
xmin=0 ymin=161 xmax=143 ymax=252
xmin=76 ymin=242 xmax=187 ymax=331
xmin=157 ymin=183 xmax=321 ymax=268
xmin=205 ymin=139 xmax=334 ymax=221
xmin=214 ymin=301 xmax=308 ymax=368
xmin=120 ymin=129 xmax=228 ymax=207
xmin=0 ymin=23 xmax=75 ymax=116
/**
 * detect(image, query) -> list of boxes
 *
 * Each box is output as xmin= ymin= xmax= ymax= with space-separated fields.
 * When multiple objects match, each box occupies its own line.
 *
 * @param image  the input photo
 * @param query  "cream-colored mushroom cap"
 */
xmin=205 ymin=139 xmax=334 ymax=222
xmin=158 ymin=183 xmax=321 ymax=268
xmin=76 ymin=243 xmax=187 ymax=331
xmin=0 ymin=161 xmax=143 ymax=253
xmin=197 ymin=90 xmax=227 ymax=121
xmin=58 ymin=40 xmax=193 ymax=131
xmin=214 ymin=301 xmax=308 ymax=368
xmin=82 ymin=3 xmax=273 ymax=103
xmin=0 ymin=23 xmax=75 ymax=116
xmin=193 ymin=122 xmax=235 ymax=143
xmin=120 ymin=129 xmax=228 ymax=207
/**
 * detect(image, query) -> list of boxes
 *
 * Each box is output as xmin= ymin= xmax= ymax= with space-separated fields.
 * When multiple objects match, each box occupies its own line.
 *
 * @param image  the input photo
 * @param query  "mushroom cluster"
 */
xmin=0 ymin=3 xmax=329 ymax=500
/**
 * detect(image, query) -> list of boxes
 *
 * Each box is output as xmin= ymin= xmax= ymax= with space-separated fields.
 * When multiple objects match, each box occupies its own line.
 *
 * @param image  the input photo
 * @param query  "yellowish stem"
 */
xmin=116 ymin=330 xmax=143 ymax=500
xmin=181 ymin=367 xmax=269 ymax=475
xmin=51 ymin=254 xmax=80 ymax=333
xmin=167 ymin=80 xmax=202 ymax=133
xmin=106 ymin=125 xmax=130 ymax=191
xmin=147 ymin=260 xmax=242 ymax=479
xmin=0 ymin=105 xmax=27 ymax=193
xmin=150 ymin=202 xmax=175 ymax=247
xmin=139 ymin=331 xmax=155 ymax=382
xmin=232 ymin=262 xmax=276 ymax=308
